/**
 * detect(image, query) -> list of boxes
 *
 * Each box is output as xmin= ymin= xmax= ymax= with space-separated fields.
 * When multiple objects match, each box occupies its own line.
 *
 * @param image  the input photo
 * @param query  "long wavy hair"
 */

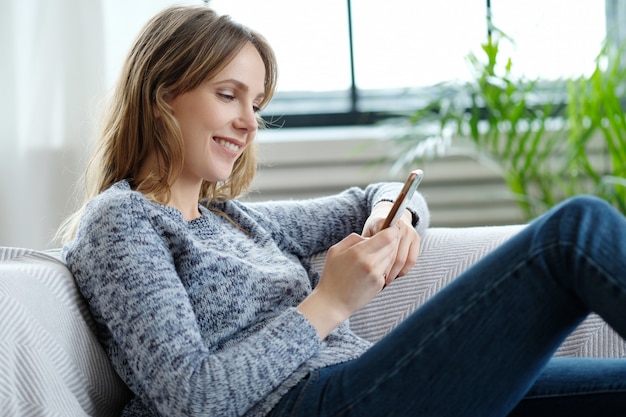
xmin=59 ymin=6 xmax=277 ymax=242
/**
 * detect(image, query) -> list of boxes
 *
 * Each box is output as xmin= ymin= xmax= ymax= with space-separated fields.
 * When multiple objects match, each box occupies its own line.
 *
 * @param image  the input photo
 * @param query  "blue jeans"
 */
xmin=268 ymin=196 xmax=626 ymax=417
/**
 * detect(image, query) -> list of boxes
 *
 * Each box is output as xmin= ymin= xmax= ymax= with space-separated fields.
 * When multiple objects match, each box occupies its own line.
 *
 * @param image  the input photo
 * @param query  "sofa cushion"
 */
xmin=0 ymin=247 xmax=131 ymax=416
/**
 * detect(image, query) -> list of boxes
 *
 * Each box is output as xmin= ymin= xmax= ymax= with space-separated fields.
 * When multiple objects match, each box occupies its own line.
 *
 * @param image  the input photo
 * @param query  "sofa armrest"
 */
xmin=310 ymin=225 xmax=626 ymax=358
xmin=0 ymin=247 xmax=131 ymax=416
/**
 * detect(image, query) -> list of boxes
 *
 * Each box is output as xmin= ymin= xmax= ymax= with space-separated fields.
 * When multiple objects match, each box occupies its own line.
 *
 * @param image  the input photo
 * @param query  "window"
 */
xmin=210 ymin=0 xmax=608 ymax=127
xmin=490 ymin=0 xmax=606 ymax=80
xmin=104 ymin=1 xmax=609 ymax=128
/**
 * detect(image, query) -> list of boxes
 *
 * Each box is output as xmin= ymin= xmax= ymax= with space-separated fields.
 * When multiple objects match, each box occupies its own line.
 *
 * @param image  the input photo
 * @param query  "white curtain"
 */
xmin=0 ymin=0 xmax=105 ymax=250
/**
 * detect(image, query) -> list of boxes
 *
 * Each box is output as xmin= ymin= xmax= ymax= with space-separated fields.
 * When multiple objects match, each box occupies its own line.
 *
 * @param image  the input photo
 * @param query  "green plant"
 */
xmin=566 ymin=42 xmax=626 ymax=214
xmin=392 ymin=29 xmax=626 ymax=220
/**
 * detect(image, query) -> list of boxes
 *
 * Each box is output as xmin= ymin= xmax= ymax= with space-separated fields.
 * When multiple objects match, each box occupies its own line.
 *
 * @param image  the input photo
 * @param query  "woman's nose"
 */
xmin=235 ymin=106 xmax=258 ymax=131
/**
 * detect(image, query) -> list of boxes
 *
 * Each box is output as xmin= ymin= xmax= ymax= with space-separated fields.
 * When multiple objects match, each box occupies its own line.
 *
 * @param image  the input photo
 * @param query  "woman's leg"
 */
xmin=269 ymin=196 xmax=626 ymax=417
xmin=509 ymin=357 xmax=626 ymax=417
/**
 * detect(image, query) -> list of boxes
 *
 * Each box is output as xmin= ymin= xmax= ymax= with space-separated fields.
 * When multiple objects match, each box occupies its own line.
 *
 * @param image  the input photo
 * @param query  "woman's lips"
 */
xmin=214 ymin=137 xmax=241 ymax=153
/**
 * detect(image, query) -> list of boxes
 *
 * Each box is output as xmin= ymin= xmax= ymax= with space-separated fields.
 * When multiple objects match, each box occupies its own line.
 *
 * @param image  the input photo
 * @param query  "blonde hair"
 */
xmin=58 ymin=6 xmax=277 ymax=242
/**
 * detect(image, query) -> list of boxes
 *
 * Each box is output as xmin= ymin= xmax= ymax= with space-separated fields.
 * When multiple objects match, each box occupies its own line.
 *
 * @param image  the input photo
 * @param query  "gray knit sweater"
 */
xmin=63 ymin=180 xmax=429 ymax=416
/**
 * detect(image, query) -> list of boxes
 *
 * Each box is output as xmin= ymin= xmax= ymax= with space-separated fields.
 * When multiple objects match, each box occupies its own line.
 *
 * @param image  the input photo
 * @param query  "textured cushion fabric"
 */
xmin=0 ymin=247 xmax=131 ymax=416
xmin=312 ymin=225 xmax=626 ymax=358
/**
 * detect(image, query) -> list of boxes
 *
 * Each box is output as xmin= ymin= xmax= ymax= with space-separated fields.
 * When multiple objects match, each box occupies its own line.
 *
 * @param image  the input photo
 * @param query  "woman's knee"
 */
xmin=530 ymin=195 xmax=615 ymax=244
xmin=553 ymin=195 xmax=614 ymax=222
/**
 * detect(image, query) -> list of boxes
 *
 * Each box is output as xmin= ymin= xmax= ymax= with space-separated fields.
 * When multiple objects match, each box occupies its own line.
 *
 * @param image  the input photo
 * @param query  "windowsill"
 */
xmin=256 ymin=120 xmax=439 ymax=144
xmin=257 ymin=124 xmax=397 ymax=143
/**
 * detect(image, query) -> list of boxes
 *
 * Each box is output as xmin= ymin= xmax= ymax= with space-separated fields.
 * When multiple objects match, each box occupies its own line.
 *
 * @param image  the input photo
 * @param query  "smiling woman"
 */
xmin=64 ymin=5 xmax=278 ymax=234
xmin=58 ymin=7 xmax=428 ymax=416
xmin=55 ymin=4 xmax=626 ymax=417
xmin=158 ymin=43 xmax=267 ymax=219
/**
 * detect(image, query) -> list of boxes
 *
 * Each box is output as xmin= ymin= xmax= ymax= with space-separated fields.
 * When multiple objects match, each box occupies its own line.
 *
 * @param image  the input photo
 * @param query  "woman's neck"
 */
xmin=168 ymin=180 xmax=203 ymax=221
xmin=136 ymin=153 xmax=203 ymax=221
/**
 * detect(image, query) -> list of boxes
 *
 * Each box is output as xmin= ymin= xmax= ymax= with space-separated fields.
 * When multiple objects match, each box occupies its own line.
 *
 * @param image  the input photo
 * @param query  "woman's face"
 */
xmin=167 ymin=42 xmax=266 ymax=186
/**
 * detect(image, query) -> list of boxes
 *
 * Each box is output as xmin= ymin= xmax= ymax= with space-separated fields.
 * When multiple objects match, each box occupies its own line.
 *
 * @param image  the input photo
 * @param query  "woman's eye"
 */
xmin=218 ymin=91 xmax=261 ymax=112
xmin=220 ymin=94 xmax=235 ymax=101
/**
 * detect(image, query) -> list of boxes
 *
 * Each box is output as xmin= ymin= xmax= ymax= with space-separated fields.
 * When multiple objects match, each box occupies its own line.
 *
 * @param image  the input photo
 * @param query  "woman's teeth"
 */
xmin=216 ymin=139 xmax=240 ymax=152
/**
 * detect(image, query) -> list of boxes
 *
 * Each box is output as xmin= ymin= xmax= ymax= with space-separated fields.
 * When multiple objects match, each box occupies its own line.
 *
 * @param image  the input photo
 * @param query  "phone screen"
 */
xmin=382 ymin=169 xmax=424 ymax=228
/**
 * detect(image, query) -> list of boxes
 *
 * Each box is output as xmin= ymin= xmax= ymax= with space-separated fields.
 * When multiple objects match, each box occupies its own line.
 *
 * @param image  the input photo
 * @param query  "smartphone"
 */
xmin=382 ymin=169 xmax=424 ymax=228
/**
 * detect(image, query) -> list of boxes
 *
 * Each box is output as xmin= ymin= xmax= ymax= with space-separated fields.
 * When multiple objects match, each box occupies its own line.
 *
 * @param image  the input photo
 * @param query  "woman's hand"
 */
xmin=297 ymin=201 xmax=421 ymax=340
xmin=362 ymin=201 xmax=421 ymax=285
xmin=297 ymin=226 xmax=401 ymax=339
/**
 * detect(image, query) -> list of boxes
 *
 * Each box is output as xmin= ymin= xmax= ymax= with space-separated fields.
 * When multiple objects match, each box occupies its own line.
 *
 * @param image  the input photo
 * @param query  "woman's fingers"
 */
xmin=385 ymin=221 xmax=421 ymax=284
xmin=320 ymin=228 xmax=400 ymax=310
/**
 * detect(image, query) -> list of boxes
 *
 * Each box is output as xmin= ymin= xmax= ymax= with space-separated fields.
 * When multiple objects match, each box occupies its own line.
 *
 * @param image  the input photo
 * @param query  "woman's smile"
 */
xmin=214 ymin=137 xmax=243 ymax=155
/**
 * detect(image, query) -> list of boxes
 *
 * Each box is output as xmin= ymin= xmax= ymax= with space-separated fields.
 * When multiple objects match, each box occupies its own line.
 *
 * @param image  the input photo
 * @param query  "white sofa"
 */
xmin=1 ymin=225 xmax=625 ymax=416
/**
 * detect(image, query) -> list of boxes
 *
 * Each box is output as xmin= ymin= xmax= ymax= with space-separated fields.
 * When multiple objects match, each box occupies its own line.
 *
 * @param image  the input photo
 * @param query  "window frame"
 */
xmin=257 ymin=0 xmax=616 ymax=129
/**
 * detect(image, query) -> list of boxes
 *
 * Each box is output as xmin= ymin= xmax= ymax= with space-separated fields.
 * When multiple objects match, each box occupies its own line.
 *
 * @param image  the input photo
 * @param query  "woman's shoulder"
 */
xmin=65 ymin=181 xmax=165 ymax=258
xmin=81 ymin=180 xmax=156 ymax=228
xmin=88 ymin=180 xmax=138 ymax=207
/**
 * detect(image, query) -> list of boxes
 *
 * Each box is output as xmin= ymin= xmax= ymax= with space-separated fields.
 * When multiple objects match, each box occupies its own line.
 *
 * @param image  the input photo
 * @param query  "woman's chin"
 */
xmin=211 ymin=167 xmax=235 ymax=183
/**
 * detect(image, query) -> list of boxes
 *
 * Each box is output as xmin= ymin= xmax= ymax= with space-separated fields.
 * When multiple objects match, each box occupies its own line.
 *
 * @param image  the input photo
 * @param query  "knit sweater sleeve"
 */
xmin=243 ymin=182 xmax=430 ymax=257
xmin=63 ymin=192 xmax=322 ymax=416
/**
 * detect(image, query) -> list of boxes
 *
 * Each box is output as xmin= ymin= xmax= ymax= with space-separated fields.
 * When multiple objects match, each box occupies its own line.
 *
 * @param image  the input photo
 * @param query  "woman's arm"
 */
xmin=247 ymin=184 xmax=428 ymax=341
xmin=243 ymin=182 xmax=430 ymax=258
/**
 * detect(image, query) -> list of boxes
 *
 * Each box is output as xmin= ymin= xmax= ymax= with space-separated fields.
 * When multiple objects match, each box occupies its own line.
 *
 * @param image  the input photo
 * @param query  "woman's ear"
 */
xmin=152 ymin=90 xmax=173 ymax=118
xmin=153 ymin=97 xmax=171 ymax=119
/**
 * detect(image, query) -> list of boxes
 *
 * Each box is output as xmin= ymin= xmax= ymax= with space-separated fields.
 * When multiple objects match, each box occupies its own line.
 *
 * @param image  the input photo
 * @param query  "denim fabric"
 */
xmin=268 ymin=196 xmax=626 ymax=417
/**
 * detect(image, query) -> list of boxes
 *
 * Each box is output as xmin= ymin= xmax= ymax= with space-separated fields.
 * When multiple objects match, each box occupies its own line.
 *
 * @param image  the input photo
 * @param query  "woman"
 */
xmin=61 ymin=5 xmax=626 ymax=417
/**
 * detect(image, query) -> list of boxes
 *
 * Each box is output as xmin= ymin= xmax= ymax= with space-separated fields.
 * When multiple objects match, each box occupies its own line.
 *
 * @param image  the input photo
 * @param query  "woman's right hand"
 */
xmin=297 ymin=225 xmax=401 ymax=339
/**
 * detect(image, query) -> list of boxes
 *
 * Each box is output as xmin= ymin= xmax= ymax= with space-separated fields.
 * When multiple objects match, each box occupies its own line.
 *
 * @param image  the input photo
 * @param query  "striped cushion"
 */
xmin=0 ymin=247 xmax=131 ymax=416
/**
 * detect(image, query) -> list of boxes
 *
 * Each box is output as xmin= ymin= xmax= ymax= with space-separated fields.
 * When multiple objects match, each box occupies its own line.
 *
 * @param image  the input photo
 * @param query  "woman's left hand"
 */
xmin=361 ymin=201 xmax=421 ymax=286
